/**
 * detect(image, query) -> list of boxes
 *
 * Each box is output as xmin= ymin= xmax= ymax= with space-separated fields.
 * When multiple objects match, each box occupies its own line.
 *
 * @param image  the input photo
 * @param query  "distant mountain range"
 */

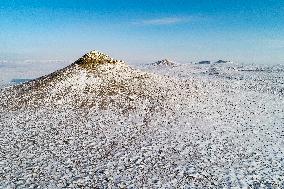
xmin=195 ymin=60 xmax=232 ymax=65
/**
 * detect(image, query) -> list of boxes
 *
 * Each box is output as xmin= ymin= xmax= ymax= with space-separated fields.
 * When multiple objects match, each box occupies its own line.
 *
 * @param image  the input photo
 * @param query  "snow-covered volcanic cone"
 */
xmin=0 ymin=51 xmax=283 ymax=188
xmin=0 ymin=51 xmax=179 ymax=111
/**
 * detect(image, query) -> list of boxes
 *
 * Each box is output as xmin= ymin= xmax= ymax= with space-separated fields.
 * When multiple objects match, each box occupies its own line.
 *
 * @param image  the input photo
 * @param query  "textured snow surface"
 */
xmin=1 ymin=54 xmax=284 ymax=188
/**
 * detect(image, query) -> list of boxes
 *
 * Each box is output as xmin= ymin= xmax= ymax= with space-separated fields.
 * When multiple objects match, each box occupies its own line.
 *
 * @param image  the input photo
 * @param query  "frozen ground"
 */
xmin=0 ymin=52 xmax=284 ymax=188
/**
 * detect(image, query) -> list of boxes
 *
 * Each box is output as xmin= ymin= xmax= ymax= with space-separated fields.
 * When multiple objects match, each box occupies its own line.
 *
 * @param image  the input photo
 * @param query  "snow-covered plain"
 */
xmin=0 ymin=52 xmax=284 ymax=188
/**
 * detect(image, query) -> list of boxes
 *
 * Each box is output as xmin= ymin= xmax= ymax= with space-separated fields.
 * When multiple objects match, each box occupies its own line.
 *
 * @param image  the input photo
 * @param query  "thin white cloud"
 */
xmin=134 ymin=17 xmax=192 ymax=26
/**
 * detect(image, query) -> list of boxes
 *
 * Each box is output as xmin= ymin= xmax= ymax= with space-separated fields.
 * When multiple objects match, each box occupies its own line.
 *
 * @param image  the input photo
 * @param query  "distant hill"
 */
xmin=151 ymin=59 xmax=175 ymax=66
xmin=215 ymin=60 xmax=231 ymax=64
xmin=196 ymin=60 xmax=210 ymax=64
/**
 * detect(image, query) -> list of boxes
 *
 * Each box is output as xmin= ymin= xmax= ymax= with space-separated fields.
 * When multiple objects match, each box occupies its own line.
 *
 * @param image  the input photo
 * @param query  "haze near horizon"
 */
xmin=0 ymin=0 xmax=284 ymax=64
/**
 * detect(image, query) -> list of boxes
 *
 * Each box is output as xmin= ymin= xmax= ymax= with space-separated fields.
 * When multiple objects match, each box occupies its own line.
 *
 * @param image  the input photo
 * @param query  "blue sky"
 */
xmin=0 ymin=0 xmax=284 ymax=64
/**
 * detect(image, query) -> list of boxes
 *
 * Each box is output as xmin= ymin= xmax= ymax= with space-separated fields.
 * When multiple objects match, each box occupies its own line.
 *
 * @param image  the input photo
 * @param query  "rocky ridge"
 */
xmin=74 ymin=51 xmax=125 ymax=69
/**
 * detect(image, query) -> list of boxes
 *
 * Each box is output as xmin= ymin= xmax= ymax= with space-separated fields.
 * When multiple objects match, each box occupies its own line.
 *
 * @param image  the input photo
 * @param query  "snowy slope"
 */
xmin=0 ymin=51 xmax=284 ymax=188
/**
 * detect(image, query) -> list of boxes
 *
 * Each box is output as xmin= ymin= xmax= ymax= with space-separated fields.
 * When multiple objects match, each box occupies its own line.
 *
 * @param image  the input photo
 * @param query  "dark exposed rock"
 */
xmin=74 ymin=51 xmax=125 ymax=70
xmin=196 ymin=61 xmax=211 ymax=65
xmin=215 ymin=60 xmax=230 ymax=64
